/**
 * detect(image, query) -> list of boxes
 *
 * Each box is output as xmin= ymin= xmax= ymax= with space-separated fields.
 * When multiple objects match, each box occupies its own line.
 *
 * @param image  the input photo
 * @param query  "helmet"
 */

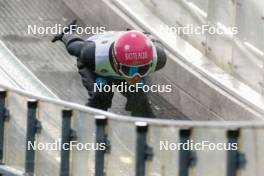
xmin=113 ymin=31 xmax=153 ymax=78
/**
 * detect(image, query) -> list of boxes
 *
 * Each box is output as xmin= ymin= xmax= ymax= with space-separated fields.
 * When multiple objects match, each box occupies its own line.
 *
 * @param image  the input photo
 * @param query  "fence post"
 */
xmin=135 ymin=122 xmax=153 ymax=176
xmin=60 ymin=109 xmax=74 ymax=176
xmin=226 ymin=130 xmax=246 ymax=176
xmin=95 ymin=115 xmax=108 ymax=176
xmin=179 ymin=129 xmax=196 ymax=176
xmin=25 ymin=99 xmax=41 ymax=176
xmin=0 ymin=89 xmax=8 ymax=164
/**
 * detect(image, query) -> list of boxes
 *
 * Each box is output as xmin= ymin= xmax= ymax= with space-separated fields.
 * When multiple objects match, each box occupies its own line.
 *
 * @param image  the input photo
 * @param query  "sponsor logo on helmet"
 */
xmin=125 ymin=52 xmax=148 ymax=60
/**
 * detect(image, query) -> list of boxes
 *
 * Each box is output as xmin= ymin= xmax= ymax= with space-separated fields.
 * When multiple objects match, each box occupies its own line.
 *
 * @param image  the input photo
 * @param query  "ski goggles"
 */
xmin=118 ymin=63 xmax=152 ymax=78
xmin=112 ymin=52 xmax=152 ymax=78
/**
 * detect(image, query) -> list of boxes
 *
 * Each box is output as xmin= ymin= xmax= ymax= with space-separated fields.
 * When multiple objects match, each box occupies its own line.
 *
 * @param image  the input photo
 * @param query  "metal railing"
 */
xmin=0 ymin=84 xmax=264 ymax=176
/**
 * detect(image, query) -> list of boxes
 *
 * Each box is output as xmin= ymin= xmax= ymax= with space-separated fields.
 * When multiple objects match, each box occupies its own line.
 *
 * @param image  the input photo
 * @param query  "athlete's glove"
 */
xmin=51 ymin=19 xmax=77 ymax=43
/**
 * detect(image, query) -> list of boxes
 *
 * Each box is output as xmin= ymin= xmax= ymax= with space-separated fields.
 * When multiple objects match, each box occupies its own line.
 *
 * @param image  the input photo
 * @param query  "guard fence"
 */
xmin=0 ymin=83 xmax=263 ymax=176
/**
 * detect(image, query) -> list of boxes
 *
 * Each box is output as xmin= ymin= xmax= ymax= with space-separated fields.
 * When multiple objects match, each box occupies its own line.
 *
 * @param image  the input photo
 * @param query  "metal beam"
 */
xmin=25 ymin=99 xmax=41 ymax=176
xmin=179 ymin=129 xmax=196 ymax=176
xmin=226 ymin=130 xmax=246 ymax=176
xmin=135 ymin=122 xmax=153 ymax=176
xmin=60 ymin=109 xmax=73 ymax=176
xmin=95 ymin=115 xmax=108 ymax=176
xmin=0 ymin=89 xmax=9 ymax=164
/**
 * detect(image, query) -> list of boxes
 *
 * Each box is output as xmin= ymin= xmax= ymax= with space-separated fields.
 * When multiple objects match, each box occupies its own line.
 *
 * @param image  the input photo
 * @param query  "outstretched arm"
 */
xmin=51 ymin=19 xmax=84 ymax=57
xmin=61 ymin=34 xmax=84 ymax=58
